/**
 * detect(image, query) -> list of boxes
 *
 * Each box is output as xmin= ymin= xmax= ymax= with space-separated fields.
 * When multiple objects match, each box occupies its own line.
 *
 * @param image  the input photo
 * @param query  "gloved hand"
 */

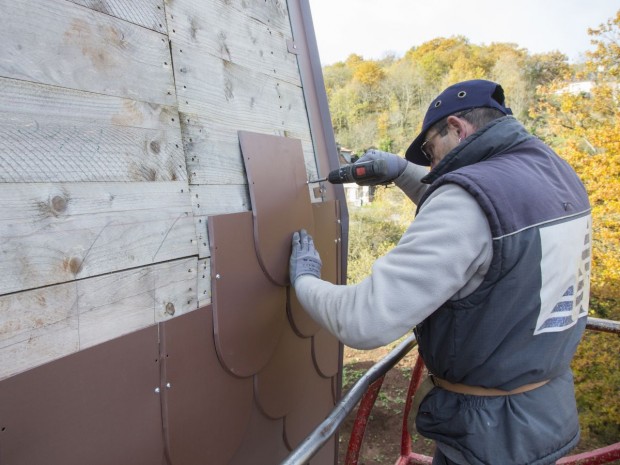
xmin=356 ymin=149 xmax=407 ymax=185
xmin=289 ymin=229 xmax=322 ymax=284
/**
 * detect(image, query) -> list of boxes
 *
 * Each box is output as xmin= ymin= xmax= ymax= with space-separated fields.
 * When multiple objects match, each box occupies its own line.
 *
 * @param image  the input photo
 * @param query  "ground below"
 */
xmin=337 ymin=342 xmax=435 ymax=465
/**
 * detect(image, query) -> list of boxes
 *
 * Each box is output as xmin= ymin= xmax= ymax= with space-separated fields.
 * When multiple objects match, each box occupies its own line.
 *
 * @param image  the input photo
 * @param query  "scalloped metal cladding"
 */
xmin=0 ymin=135 xmax=343 ymax=465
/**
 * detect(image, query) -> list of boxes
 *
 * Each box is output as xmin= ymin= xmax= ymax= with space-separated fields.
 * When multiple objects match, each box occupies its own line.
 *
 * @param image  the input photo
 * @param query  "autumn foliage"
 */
xmin=533 ymin=11 xmax=620 ymax=446
xmin=329 ymin=10 xmax=620 ymax=448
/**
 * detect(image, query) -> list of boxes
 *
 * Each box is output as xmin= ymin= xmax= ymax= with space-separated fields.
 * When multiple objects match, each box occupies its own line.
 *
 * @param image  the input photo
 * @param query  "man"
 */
xmin=289 ymin=80 xmax=592 ymax=465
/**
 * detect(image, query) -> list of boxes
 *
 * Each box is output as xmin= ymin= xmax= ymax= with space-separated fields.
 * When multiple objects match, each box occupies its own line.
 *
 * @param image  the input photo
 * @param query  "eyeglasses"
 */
xmin=420 ymin=109 xmax=475 ymax=162
xmin=420 ymin=123 xmax=447 ymax=163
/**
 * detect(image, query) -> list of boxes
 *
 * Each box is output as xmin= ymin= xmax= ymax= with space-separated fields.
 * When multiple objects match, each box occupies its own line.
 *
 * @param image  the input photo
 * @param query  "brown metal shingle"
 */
xmin=209 ymin=211 xmax=287 ymax=378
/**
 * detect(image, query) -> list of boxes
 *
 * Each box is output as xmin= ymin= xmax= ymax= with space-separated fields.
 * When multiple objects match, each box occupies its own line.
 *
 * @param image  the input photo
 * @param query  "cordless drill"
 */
xmin=308 ymin=159 xmax=388 ymax=185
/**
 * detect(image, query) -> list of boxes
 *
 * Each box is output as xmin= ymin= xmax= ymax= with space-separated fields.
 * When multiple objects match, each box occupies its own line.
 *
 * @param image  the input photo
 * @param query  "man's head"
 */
xmin=406 ymin=80 xmax=512 ymax=167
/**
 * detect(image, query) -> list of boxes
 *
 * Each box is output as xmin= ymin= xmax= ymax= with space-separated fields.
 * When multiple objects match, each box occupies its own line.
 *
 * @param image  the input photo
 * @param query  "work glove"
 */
xmin=356 ymin=149 xmax=408 ymax=185
xmin=289 ymin=229 xmax=322 ymax=285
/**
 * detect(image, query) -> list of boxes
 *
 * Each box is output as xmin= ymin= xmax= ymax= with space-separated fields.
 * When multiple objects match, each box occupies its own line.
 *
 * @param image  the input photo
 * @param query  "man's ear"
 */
xmin=446 ymin=114 xmax=471 ymax=139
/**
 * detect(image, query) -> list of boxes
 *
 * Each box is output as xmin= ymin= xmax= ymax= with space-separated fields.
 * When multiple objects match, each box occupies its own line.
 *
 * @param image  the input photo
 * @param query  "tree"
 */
xmin=353 ymin=61 xmax=385 ymax=88
xmin=587 ymin=10 xmax=620 ymax=80
xmin=405 ymin=36 xmax=472 ymax=89
xmin=525 ymin=51 xmax=570 ymax=88
xmin=380 ymin=60 xmax=428 ymax=150
xmin=531 ymin=9 xmax=620 ymax=445
xmin=322 ymin=62 xmax=352 ymax=97
xmin=330 ymin=13 xmax=620 ymax=448
xmin=534 ymin=12 xmax=620 ymax=305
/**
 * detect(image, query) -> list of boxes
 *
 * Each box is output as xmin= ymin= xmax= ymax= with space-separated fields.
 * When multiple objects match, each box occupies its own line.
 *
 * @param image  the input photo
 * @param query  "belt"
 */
xmin=409 ymin=375 xmax=550 ymax=431
xmin=430 ymin=375 xmax=550 ymax=396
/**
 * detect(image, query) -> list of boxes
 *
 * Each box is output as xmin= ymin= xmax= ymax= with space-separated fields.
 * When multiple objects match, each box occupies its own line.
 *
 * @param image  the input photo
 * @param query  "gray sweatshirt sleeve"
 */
xmin=293 ymin=184 xmax=492 ymax=349
xmin=393 ymin=162 xmax=430 ymax=204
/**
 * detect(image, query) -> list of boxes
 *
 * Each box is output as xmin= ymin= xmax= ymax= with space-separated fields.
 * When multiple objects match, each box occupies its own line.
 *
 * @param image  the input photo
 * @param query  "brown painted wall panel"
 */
xmin=288 ymin=201 xmax=341 ymax=339
xmin=239 ymin=130 xmax=315 ymax=287
xmin=0 ymin=326 xmax=163 ymax=465
xmin=0 ymin=162 xmax=343 ymax=465
xmin=254 ymin=320 xmax=311 ymax=419
xmin=312 ymin=328 xmax=341 ymax=378
xmin=228 ymin=402 xmax=291 ymax=465
xmin=206 ymin=133 xmax=342 ymax=463
xmin=311 ymin=200 xmax=341 ymax=285
xmin=284 ymin=369 xmax=336 ymax=450
xmin=289 ymin=286 xmax=322 ymax=337
xmin=162 ymin=305 xmax=253 ymax=465
xmin=209 ymin=211 xmax=288 ymax=377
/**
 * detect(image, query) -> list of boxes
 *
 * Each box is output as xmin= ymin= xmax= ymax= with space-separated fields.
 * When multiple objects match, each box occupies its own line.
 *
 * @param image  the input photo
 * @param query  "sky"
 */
xmin=307 ymin=0 xmax=619 ymax=66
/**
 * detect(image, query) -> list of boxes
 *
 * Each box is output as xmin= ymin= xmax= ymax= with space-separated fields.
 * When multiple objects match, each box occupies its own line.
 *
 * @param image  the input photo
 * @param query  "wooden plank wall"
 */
xmin=0 ymin=0 xmax=317 ymax=380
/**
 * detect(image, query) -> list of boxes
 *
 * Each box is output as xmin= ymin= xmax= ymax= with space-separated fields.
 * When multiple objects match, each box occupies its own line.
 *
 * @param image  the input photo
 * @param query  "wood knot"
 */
xmin=51 ymin=195 xmax=67 ymax=213
xmin=64 ymin=256 xmax=83 ymax=275
xmin=150 ymin=141 xmax=161 ymax=154
xmin=165 ymin=302 xmax=176 ymax=316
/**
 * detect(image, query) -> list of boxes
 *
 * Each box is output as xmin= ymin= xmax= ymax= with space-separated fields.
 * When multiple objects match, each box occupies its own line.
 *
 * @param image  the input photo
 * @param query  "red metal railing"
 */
xmin=343 ymin=354 xmax=430 ymax=465
xmin=345 ymin=317 xmax=620 ymax=465
xmin=281 ymin=317 xmax=620 ymax=465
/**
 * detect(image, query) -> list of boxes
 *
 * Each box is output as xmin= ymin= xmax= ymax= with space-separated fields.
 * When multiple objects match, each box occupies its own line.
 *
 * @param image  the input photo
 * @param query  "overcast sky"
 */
xmin=307 ymin=0 xmax=618 ymax=66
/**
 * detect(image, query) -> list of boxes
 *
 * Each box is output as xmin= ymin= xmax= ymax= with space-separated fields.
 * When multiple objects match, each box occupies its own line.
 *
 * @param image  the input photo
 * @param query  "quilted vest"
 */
xmin=414 ymin=117 xmax=591 ymax=465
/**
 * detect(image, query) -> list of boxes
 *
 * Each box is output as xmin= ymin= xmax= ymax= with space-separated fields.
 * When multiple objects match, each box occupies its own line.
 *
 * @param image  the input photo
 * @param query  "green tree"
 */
xmin=347 ymin=188 xmax=410 ymax=284
xmin=322 ymin=61 xmax=352 ymax=97
xmin=405 ymin=36 xmax=472 ymax=88
xmin=525 ymin=51 xmax=570 ymax=87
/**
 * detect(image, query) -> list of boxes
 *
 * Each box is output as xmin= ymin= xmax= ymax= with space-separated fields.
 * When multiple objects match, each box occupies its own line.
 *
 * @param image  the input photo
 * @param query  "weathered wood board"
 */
xmin=0 ymin=0 xmax=176 ymax=105
xmin=165 ymin=0 xmax=300 ymax=86
xmin=182 ymin=118 xmax=317 ymax=185
xmin=187 ymin=0 xmax=293 ymax=37
xmin=190 ymin=184 xmax=252 ymax=217
xmin=0 ymin=78 xmax=185 ymax=183
xmin=0 ymin=182 xmax=196 ymax=295
xmin=0 ymin=0 xmax=342 ymax=463
xmin=0 ymin=281 xmax=79 ymax=381
xmin=0 ymin=3 xmax=333 ymax=444
xmin=197 ymin=258 xmax=212 ymax=308
xmin=67 ymin=0 xmax=168 ymax=33
xmin=79 ymin=257 xmax=198 ymax=347
xmin=165 ymin=0 xmax=318 ymax=186
xmin=172 ymin=50 xmax=311 ymax=141
xmin=0 ymin=256 xmax=197 ymax=380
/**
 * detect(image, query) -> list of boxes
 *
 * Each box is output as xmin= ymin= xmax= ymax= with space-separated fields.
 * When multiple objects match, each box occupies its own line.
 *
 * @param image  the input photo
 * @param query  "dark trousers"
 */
xmin=432 ymin=448 xmax=466 ymax=465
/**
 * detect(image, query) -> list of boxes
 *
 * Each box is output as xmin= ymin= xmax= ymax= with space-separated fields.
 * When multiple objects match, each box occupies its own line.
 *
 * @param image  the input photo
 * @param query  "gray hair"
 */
xmin=433 ymin=107 xmax=506 ymax=136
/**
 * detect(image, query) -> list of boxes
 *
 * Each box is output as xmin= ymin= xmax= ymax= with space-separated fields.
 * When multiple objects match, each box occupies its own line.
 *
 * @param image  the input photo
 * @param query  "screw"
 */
xmin=154 ymin=387 xmax=160 ymax=393
xmin=216 ymin=274 xmax=221 ymax=279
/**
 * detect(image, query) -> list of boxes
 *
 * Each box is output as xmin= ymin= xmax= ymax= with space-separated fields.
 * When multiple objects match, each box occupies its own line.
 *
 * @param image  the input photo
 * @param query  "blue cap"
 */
xmin=405 ymin=80 xmax=512 ymax=165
